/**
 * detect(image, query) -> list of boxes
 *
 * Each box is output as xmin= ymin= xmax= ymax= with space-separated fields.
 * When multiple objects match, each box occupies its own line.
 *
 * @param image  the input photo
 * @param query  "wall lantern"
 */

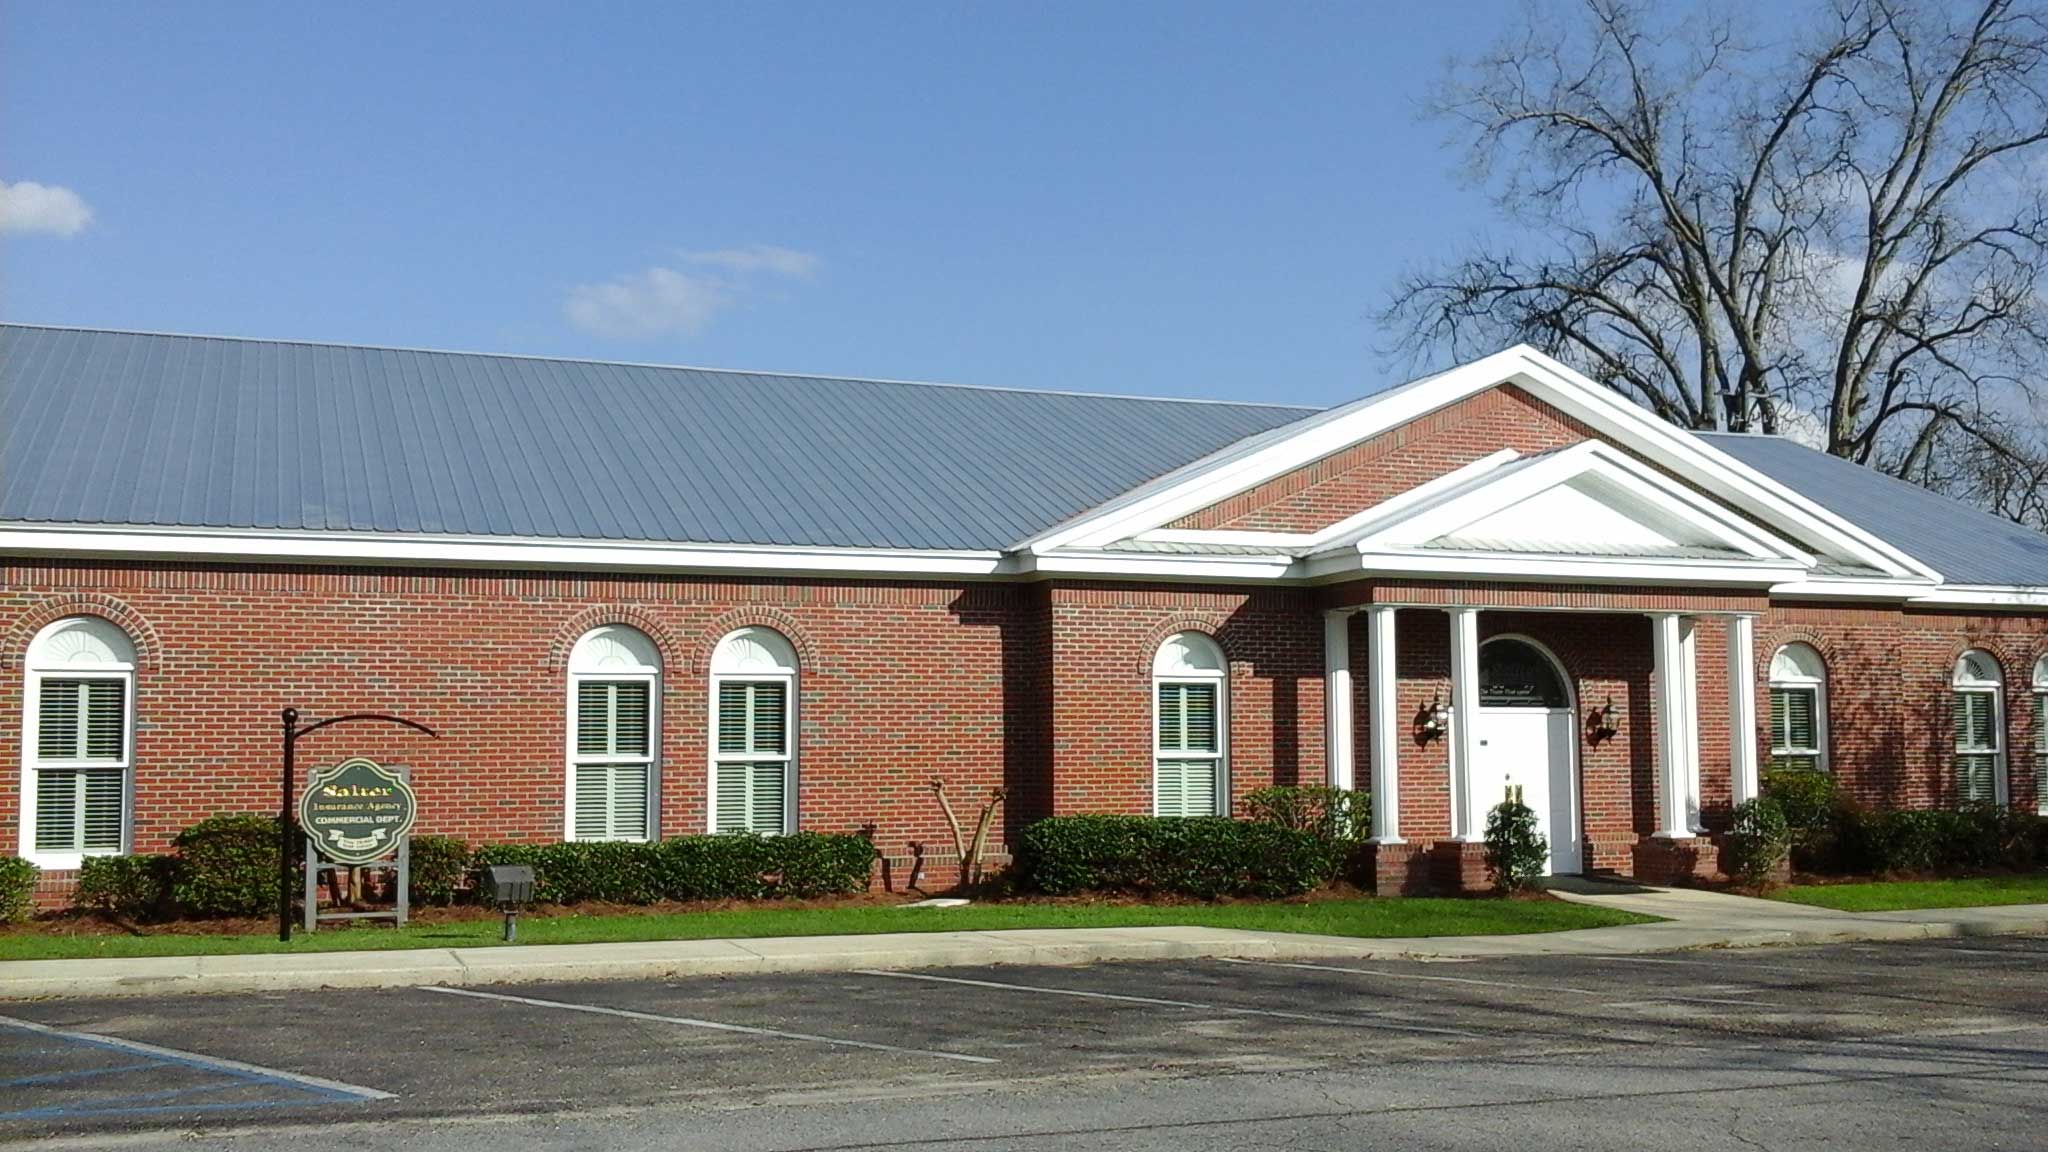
xmin=1586 ymin=696 xmax=1619 ymax=745
xmin=1415 ymin=695 xmax=1451 ymax=743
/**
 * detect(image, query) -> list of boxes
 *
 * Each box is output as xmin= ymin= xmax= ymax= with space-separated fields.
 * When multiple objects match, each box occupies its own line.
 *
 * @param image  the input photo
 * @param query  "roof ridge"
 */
xmin=0 ymin=322 xmax=1324 ymax=413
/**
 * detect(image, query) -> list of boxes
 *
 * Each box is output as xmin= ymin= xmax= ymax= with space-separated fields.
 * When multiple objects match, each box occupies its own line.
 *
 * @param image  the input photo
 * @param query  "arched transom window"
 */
xmin=22 ymin=617 xmax=137 ymax=864
xmin=1152 ymin=632 xmax=1228 ymax=817
xmin=567 ymin=625 xmax=661 ymax=842
xmin=710 ymin=628 xmax=797 ymax=835
xmin=1478 ymin=637 xmax=1569 ymax=708
xmin=1952 ymin=650 xmax=2006 ymax=805
xmin=1768 ymin=643 xmax=1828 ymax=773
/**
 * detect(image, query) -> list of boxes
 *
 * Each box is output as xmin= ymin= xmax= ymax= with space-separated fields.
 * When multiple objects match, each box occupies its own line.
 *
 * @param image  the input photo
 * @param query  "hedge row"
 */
xmin=1012 ymin=815 xmax=1342 ymax=898
xmin=1763 ymin=771 xmax=2048 ymax=876
xmin=0 ymin=855 xmax=35 ymax=924
xmin=470 ymin=832 xmax=876 ymax=904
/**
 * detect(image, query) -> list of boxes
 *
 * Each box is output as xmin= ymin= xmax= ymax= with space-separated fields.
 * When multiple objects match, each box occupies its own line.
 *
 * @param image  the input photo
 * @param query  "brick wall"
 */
xmin=1168 ymin=385 xmax=1595 ymax=532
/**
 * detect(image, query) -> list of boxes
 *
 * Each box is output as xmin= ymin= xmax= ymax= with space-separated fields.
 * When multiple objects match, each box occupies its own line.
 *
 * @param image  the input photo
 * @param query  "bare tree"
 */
xmin=1385 ymin=0 xmax=2048 ymax=517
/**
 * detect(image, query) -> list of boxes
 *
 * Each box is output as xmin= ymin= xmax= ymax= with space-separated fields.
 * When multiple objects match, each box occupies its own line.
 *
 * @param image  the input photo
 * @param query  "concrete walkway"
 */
xmin=4 ymin=881 xmax=2045 ymax=1000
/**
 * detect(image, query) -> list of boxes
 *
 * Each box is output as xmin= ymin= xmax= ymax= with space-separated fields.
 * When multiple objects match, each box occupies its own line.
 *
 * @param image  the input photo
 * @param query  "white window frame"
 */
xmin=1766 ymin=643 xmax=1828 ymax=774
xmin=708 ymin=628 xmax=798 ymax=835
xmin=1152 ymin=631 xmax=1229 ymax=817
xmin=565 ymin=625 xmax=661 ymax=842
xmin=2033 ymin=656 xmax=2047 ymax=815
xmin=20 ymin=617 xmax=137 ymax=870
xmin=1952 ymin=649 xmax=2008 ymax=806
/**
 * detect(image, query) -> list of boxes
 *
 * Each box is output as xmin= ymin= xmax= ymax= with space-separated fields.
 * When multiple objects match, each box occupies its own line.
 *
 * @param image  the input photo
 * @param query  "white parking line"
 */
xmin=1590 ymin=955 xmax=1888 ymax=979
xmin=854 ymin=969 xmax=1481 ymax=1038
xmin=0 ymin=1014 xmax=395 ymax=1101
xmin=421 ymin=985 xmax=998 ymax=1064
xmin=1222 ymin=958 xmax=1762 ymax=1007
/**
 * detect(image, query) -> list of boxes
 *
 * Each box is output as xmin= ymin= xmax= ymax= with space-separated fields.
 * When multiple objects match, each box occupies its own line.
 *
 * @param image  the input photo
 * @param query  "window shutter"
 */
xmin=1783 ymin=688 xmax=1816 ymax=751
xmin=574 ymin=763 xmax=613 ymax=840
xmin=749 ymin=761 xmax=785 ymax=833
xmin=1955 ymin=691 xmax=1999 ymax=803
xmin=718 ymin=682 xmax=750 ymax=754
xmin=81 ymin=770 xmax=123 ymax=850
xmin=576 ymin=683 xmax=610 ymax=756
xmin=716 ymin=759 xmax=751 ymax=832
xmin=611 ymin=683 xmax=650 ymax=756
xmin=84 ymin=681 xmax=125 ymax=760
xmin=1157 ymin=685 xmax=1182 ymax=751
xmin=611 ymin=763 xmax=649 ymax=841
xmin=2035 ymin=694 xmax=2046 ymax=779
xmin=1181 ymin=684 xmax=1217 ymax=753
xmin=34 ymin=770 xmax=78 ymax=852
xmin=38 ymin=680 xmax=81 ymax=760
xmin=749 ymin=683 xmax=787 ymax=755
xmin=1155 ymin=759 xmax=1217 ymax=818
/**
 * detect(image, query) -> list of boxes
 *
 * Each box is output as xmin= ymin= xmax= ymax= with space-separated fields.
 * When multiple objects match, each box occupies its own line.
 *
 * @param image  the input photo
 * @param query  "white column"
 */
xmin=1323 ymin=610 xmax=1355 ymax=792
xmin=1447 ymin=607 xmax=1482 ymax=840
xmin=1727 ymin=614 xmax=1759 ymax=806
xmin=1651 ymin=612 xmax=1701 ymax=838
xmin=1366 ymin=605 xmax=1402 ymax=843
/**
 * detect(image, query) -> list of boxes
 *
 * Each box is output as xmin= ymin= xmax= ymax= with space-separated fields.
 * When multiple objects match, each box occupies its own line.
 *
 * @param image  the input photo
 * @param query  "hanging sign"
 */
xmin=299 ymin=757 xmax=418 ymax=864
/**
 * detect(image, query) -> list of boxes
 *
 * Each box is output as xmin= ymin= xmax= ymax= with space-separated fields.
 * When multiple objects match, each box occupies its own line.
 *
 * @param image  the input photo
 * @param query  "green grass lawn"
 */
xmin=1770 ymin=873 xmax=2048 ymax=913
xmin=0 ymin=897 xmax=1652 ymax=963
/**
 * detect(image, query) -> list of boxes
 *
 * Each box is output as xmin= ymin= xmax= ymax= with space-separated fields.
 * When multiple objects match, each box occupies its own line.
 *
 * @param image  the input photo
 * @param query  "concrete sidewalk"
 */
xmin=4 ymin=882 xmax=2045 ymax=1000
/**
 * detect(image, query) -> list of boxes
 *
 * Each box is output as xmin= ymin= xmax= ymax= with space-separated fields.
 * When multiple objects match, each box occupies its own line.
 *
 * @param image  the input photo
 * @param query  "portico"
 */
xmin=1323 ymin=595 xmax=1765 ymax=892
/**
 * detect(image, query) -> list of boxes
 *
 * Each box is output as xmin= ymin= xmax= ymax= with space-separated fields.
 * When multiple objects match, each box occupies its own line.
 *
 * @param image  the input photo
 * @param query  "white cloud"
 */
xmin=0 ymin=180 xmax=93 ymax=236
xmin=563 ymin=266 xmax=730 ymax=339
xmin=679 ymin=244 xmax=821 ymax=280
xmin=564 ymin=244 xmax=820 ymax=341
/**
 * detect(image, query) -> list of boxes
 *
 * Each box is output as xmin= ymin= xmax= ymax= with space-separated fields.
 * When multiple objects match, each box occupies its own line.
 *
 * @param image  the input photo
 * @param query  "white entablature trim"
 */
xmin=1019 ymin=345 xmax=1939 ymax=584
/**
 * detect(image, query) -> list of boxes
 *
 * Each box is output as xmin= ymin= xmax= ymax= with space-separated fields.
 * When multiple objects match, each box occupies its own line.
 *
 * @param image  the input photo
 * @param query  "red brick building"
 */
xmin=5 ymin=327 xmax=2045 ymax=900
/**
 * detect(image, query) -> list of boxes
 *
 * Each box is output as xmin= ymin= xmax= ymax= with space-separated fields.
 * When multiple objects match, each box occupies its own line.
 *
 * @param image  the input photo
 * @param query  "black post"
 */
xmin=280 ymin=707 xmax=297 ymax=943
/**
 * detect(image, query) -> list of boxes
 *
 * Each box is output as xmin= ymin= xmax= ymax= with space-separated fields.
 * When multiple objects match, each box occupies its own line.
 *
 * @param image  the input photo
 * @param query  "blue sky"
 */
xmin=5 ymin=2 xmax=1530 ymax=409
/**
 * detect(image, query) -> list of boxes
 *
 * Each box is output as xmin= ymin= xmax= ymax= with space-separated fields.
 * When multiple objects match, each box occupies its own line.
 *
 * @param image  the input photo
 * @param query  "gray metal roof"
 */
xmin=0 ymin=325 xmax=1316 ymax=551
xmin=1701 ymin=432 xmax=2048 ymax=586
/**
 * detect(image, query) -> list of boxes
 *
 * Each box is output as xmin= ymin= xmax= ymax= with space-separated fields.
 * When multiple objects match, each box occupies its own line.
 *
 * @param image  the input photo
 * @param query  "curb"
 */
xmin=3 ymin=910 xmax=2045 ymax=1000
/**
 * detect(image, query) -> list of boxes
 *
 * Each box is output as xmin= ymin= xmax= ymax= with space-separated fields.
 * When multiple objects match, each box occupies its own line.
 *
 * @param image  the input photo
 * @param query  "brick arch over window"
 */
xmin=1135 ymin=614 xmax=1248 ymax=682
xmin=700 ymin=606 xmax=822 ymax=675
xmin=2 ymin=594 xmax=162 ymax=672
xmin=546 ymin=606 xmax=686 ymax=675
xmin=1755 ymin=626 xmax=1842 ymax=679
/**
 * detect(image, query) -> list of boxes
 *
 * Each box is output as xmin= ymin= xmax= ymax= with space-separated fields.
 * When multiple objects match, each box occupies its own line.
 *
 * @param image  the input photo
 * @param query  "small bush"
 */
xmin=1762 ymin=770 xmax=1837 ymax=837
xmin=0 ymin=856 xmax=36 ymax=924
xmin=1836 ymin=807 xmax=1953 ymax=875
xmin=407 ymin=835 xmax=471 ymax=906
xmin=1722 ymin=798 xmax=1791 ymax=888
xmin=1483 ymin=800 xmax=1548 ymax=894
xmin=772 ymin=831 xmax=879 ymax=898
xmin=76 ymin=854 xmax=174 ymax=920
xmin=172 ymin=814 xmax=289 ymax=919
xmin=1243 ymin=786 xmax=1371 ymax=842
xmin=1012 ymin=815 xmax=1341 ymax=899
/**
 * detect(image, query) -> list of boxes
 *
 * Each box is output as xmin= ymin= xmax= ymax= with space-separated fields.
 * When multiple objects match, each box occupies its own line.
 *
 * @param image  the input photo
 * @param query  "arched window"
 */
xmin=1768 ymin=643 xmax=1828 ymax=773
xmin=1478 ymin=637 xmax=1569 ymax=708
xmin=567 ymin=625 xmax=660 ymax=842
xmin=1953 ymin=650 xmax=2006 ymax=805
xmin=1153 ymin=632 xmax=1228 ymax=817
xmin=710 ymin=628 xmax=797 ymax=835
xmin=22 ymin=617 xmax=136 ymax=864
xmin=2035 ymin=656 xmax=2048 ymax=813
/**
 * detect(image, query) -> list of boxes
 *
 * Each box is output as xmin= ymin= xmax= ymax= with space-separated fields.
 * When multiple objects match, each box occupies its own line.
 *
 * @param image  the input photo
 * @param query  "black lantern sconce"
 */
xmin=1414 ymin=695 xmax=1450 ymax=743
xmin=1586 ymin=695 xmax=1619 ymax=744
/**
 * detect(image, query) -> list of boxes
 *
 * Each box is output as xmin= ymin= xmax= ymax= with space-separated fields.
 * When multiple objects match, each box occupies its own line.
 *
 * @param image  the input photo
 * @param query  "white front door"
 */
xmin=1472 ymin=708 xmax=1581 ymax=875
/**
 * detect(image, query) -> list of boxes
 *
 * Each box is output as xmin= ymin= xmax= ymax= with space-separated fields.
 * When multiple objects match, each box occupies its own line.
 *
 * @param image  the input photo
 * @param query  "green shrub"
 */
xmin=471 ymin=832 xmax=877 ymax=905
xmin=1483 ymin=800 xmax=1548 ymax=895
xmin=0 ymin=856 xmax=35 ymax=924
xmin=76 ymin=854 xmax=174 ymax=919
xmin=171 ymin=813 xmax=289 ymax=918
xmin=771 ymin=831 xmax=878 ymax=898
xmin=1012 ymin=815 xmax=1341 ymax=898
xmin=1722 ymin=798 xmax=1791 ymax=888
xmin=1836 ymin=808 xmax=1954 ymax=875
xmin=407 ymin=835 xmax=471 ymax=906
xmin=1243 ymin=786 xmax=1371 ymax=842
xmin=1762 ymin=770 xmax=1837 ymax=837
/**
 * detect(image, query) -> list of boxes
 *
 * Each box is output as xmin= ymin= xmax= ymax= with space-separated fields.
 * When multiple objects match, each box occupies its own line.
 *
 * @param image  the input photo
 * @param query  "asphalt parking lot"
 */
xmin=4 ymin=936 xmax=2047 ymax=1150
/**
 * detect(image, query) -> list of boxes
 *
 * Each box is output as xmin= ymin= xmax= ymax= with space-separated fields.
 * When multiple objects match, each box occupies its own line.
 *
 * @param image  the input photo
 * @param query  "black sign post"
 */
xmin=279 ymin=709 xmax=438 ymax=943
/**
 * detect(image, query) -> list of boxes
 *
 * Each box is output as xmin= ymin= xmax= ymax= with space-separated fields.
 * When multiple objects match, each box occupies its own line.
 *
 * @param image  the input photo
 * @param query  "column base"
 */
xmin=1359 ymin=840 xmax=1429 ymax=897
xmin=1428 ymin=840 xmax=1493 ymax=895
xmin=1631 ymin=836 xmax=1720 ymax=887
